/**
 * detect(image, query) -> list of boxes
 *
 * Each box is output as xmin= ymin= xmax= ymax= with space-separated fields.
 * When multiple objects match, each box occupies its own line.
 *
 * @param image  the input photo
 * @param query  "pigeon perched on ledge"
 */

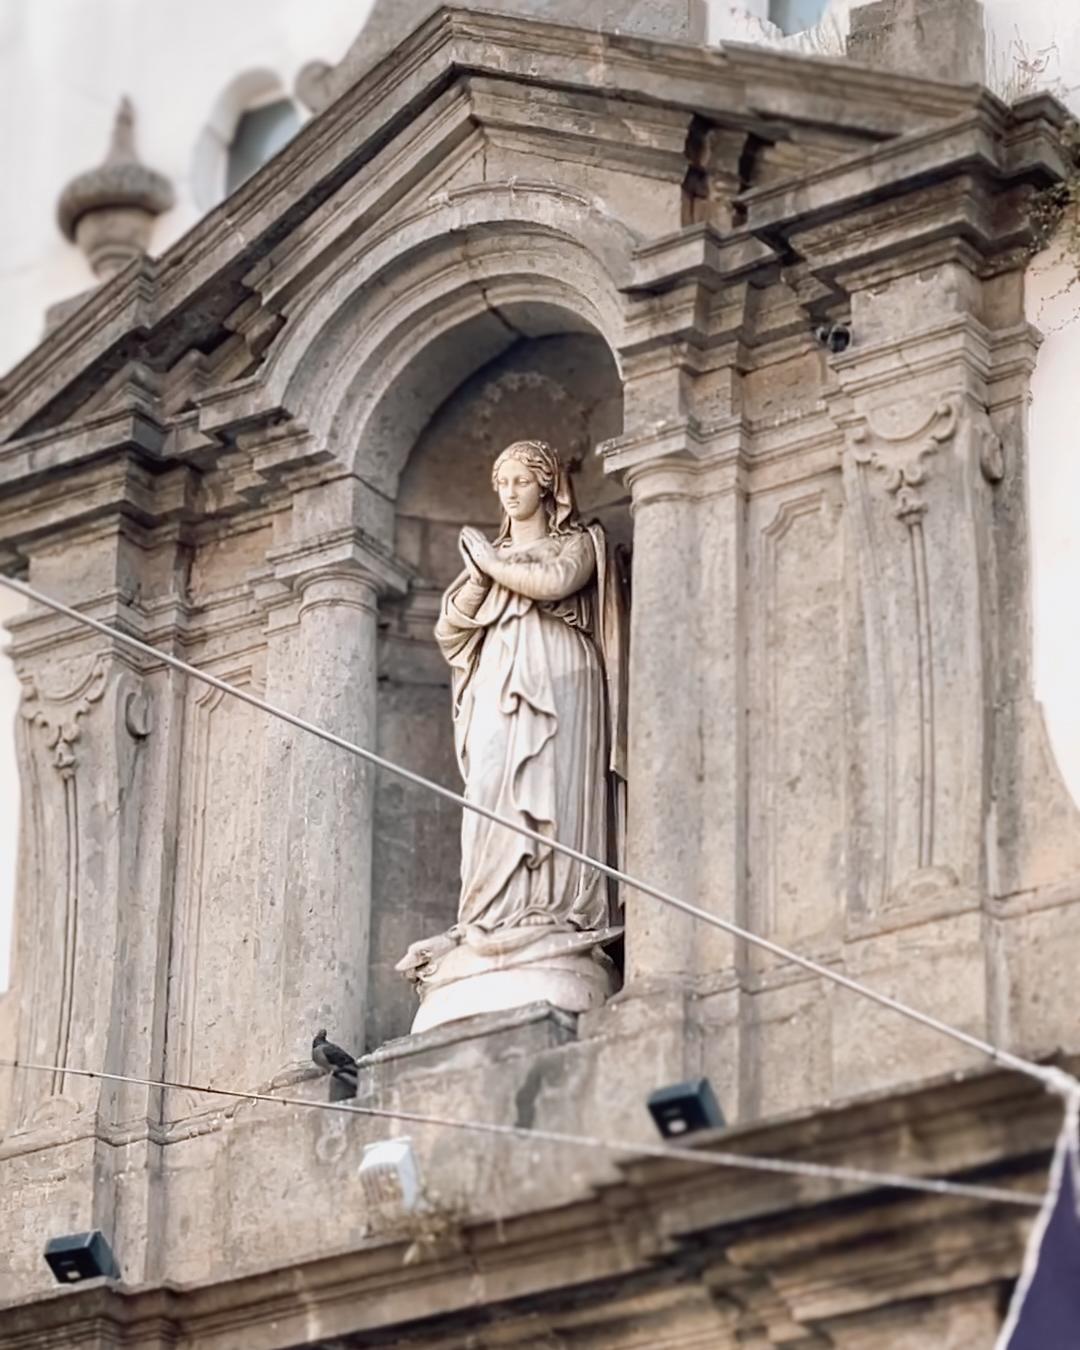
xmin=311 ymin=1029 xmax=357 ymax=1079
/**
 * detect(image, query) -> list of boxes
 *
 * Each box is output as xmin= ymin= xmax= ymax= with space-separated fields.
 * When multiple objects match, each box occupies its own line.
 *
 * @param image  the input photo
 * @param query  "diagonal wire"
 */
xmin=0 ymin=1057 xmax=1044 ymax=1210
xmin=0 ymin=571 xmax=1077 ymax=1103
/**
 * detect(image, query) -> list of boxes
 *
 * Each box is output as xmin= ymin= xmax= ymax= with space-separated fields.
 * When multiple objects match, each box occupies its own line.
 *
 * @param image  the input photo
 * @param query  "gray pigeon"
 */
xmin=312 ymin=1028 xmax=357 ymax=1078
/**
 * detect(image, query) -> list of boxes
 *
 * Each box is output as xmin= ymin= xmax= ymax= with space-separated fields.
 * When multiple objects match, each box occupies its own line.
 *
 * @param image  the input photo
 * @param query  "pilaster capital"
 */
xmin=601 ymin=419 xmax=711 ymax=479
xmin=268 ymin=527 xmax=410 ymax=611
xmin=623 ymin=224 xmax=775 ymax=302
xmin=601 ymin=415 xmax=749 ymax=501
xmin=19 ymin=651 xmax=110 ymax=779
xmin=825 ymin=314 xmax=1040 ymax=417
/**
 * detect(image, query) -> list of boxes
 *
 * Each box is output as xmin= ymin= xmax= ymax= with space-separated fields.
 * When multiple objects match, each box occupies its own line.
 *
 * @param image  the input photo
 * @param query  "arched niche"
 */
xmin=274 ymin=183 xmax=639 ymax=490
xmin=365 ymin=315 xmax=628 ymax=1047
xmin=273 ymin=203 xmax=637 ymax=1046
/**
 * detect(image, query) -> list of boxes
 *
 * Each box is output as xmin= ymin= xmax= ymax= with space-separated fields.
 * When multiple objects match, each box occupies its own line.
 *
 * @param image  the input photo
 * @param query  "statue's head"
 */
xmin=491 ymin=441 xmax=577 ymax=536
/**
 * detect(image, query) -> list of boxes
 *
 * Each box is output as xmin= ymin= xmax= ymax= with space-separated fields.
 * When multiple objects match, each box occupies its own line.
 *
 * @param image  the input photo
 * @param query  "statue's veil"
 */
xmin=491 ymin=440 xmax=578 ymax=540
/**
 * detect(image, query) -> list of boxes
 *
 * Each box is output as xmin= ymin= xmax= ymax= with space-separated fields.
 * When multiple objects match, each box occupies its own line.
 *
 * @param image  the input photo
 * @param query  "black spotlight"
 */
xmin=43 ymin=1230 xmax=120 ymax=1284
xmin=647 ymin=1078 xmax=726 ymax=1139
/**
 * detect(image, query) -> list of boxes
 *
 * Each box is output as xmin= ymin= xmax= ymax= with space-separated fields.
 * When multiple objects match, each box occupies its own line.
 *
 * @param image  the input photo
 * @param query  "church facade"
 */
xmin=1 ymin=3 xmax=1079 ymax=1344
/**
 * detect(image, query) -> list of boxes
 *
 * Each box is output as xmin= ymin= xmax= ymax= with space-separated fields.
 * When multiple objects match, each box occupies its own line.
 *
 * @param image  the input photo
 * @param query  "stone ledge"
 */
xmin=356 ymin=1000 xmax=578 ymax=1079
xmin=0 ymin=1057 xmax=1065 ymax=1347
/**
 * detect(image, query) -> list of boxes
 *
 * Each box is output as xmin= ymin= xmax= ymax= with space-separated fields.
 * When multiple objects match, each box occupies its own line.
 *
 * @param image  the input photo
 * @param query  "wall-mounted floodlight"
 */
xmin=647 ymin=1078 xmax=726 ymax=1139
xmin=43 ymin=1230 xmax=120 ymax=1283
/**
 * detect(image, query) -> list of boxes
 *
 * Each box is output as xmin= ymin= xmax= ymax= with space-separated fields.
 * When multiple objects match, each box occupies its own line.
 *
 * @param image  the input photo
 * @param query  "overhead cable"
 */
xmin=0 ymin=571 xmax=1077 ymax=1104
xmin=0 ymin=1057 xmax=1044 ymax=1211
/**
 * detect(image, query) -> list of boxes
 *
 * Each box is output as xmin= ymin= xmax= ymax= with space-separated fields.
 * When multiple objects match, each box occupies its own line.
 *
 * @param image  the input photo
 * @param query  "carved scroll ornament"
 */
xmin=20 ymin=654 xmax=108 ymax=777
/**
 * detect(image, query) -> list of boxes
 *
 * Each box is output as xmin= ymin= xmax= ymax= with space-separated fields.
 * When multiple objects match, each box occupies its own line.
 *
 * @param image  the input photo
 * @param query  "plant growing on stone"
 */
xmin=987 ymin=30 xmax=1061 ymax=104
xmin=399 ymin=1189 xmax=469 ymax=1266
xmin=1027 ymin=120 xmax=1080 ymax=279
xmin=985 ymin=29 xmax=1079 ymax=280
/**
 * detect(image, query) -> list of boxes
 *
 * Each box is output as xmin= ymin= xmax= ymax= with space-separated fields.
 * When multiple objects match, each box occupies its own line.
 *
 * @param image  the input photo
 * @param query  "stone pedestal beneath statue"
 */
xmin=400 ymin=926 xmax=621 ymax=1034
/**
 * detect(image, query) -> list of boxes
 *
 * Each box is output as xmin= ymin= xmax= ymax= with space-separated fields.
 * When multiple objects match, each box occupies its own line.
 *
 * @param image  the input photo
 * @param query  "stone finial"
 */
xmin=56 ymin=97 xmax=175 ymax=279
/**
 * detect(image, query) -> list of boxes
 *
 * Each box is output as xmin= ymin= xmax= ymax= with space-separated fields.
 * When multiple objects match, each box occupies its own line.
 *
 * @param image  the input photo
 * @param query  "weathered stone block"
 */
xmin=741 ymin=976 xmax=835 ymax=1118
xmin=847 ymin=0 xmax=987 ymax=85
xmin=0 ymin=1137 xmax=99 ymax=1303
xmin=833 ymin=913 xmax=988 ymax=1100
xmin=993 ymin=898 xmax=1080 ymax=1057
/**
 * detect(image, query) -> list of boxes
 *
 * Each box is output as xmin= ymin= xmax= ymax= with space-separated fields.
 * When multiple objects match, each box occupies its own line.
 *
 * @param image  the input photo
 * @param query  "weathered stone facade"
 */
xmin=1 ymin=4 xmax=1078 ymax=1343
xmin=0 ymin=1063 xmax=1066 ymax=1347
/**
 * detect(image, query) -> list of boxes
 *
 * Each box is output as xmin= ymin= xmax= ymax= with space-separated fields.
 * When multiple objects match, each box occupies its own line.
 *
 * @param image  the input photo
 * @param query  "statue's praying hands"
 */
xmin=459 ymin=525 xmax=494 ymax=583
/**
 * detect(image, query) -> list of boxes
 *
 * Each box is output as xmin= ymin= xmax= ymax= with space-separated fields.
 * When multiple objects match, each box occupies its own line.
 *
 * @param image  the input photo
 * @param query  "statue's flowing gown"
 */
xmin=435 ymin=528 xmax=609 ymax=934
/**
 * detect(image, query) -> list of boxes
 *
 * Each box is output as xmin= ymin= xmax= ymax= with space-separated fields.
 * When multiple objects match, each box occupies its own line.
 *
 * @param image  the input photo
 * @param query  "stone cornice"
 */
xmin=0 ymin=409 xmax=166 ymax=491
xmin=627 ymin=224 xmax=776 ymax=295
xmin=826 ymin=315 xmax=1040 ymax=401
xmin=0 ymin=1060 xmax=1063 ymax=1347
xmin=0 ymin=402 xmax=343 ymax=548
xmin=268 ymin=527 xmax=411 ymax=599
xmin=742 ymin=107 xmax=1064 ymax=247
xmin=601 ymin=418 xmax=724 ymax=477
xmin=0 ymin=260 xmax=157 ymax=441
xmin=0 ymin=7 xmax=1049 ymax=447
xmin=618 ymin=112 xmax=1062 ymax=352
xmin=718 ymin=38 xmax=1008 ymax=131
xmin=464 ymin=75 xmax=694 ymax=190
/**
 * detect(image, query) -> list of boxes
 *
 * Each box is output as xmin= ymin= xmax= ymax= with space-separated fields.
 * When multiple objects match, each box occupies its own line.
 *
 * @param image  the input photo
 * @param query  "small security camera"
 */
xmin=815 ymin=322 xmax=852 ymax=355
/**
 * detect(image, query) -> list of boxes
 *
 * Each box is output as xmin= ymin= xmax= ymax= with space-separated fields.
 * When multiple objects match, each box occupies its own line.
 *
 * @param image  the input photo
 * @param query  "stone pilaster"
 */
xmin=604 ymin=439 xmax=749 ymax=996
xmin=596 ymin=408 xmax=749 ymax=1120
xmin=618 ymin=451 xmax=703 ymax=988
xmin=0 ymin=520 xmax=188 ymax=1286
xmin=835 ymin=384 xmax=1000 ymax=921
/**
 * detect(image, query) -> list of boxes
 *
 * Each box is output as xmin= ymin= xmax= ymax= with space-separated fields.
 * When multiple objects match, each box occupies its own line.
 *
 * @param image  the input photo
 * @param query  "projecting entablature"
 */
xmin=0 ymin=8 xmax=1055 ymax=454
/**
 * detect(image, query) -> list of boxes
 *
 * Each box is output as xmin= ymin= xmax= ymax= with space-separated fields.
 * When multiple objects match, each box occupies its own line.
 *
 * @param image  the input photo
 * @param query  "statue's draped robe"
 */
xmin=435 ymin=526 xmax=620 ymax=938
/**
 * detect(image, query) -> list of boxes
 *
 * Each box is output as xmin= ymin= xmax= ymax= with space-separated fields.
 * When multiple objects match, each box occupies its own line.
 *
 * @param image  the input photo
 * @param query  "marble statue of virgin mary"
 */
xmin=397 ymin=440 xmax=627 ymax=1033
